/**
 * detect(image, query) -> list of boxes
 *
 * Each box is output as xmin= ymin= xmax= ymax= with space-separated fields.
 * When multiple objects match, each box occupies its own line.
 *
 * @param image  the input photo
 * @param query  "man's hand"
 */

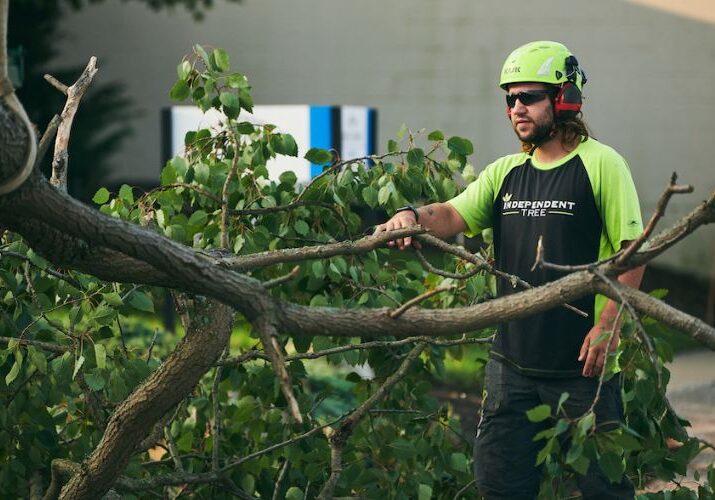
xmin=372 ymin=212 xmax=422 ymax=250
xmin=578 ymin=323 xmax=619 ymax=378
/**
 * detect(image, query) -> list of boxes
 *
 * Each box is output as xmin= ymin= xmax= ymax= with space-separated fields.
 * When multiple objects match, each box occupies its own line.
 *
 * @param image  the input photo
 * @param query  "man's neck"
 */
xmin=533 ymin=133 xmax=579 ymax=164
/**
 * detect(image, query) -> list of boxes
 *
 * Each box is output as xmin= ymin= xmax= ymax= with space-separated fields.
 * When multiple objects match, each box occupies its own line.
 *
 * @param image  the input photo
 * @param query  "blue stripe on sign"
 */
xmin=309 ymin=106 xmax=332 ymax=178
xmin=367 ymin=108 xmax=376 ymax=156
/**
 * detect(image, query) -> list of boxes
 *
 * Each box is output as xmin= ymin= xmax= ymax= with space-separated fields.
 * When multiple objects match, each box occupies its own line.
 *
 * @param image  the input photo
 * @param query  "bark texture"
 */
xmin=54 ymin=297 xmax=234 ymax=500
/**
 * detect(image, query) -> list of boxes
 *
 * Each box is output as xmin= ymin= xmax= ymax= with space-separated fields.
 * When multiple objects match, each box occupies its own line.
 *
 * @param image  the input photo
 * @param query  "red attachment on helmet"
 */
xmin=553 ymin=83 xmax=582 ymax=118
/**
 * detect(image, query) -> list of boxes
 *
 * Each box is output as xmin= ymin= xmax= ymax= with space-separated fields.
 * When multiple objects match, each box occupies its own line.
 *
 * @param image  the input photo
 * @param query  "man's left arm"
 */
xmin=579 ymin=241 xmax=646 ymax=377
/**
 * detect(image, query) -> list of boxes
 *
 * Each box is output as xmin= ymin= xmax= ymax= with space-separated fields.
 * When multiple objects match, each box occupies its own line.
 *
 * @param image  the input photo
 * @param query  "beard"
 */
xmin=514 ymin=113 xmax=556 ymax=147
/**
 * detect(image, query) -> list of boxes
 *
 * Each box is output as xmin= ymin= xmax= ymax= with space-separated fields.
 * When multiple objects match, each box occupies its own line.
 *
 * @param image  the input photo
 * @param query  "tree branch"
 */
xmin=0 ymin=336 xmax=69 ymax=354
xmin=220 ymin=334 xmax=492 ymax=366
xmin=417 ymin=233 xmax=588 ymax=317
xmin=0 ymin=0 xmax=37 ymax=196
xmin=593 ymin=279 xmax=715 ymax=351
xmin=389 ymin=285 xmax=454 ymax=319
xmin=617 ymin=173 xmax=693 ymax=265
xmin=55 ymin=297 xmax=235 ymax=500
xmin=262 ymin=265 xmax=300 ymax=289
xmin=47 ymin=57 xmax=98 ymax=192
xmin=254 ymin=316 xmax=303 ymax=424
xmin=317 ymin=342 xmax=426 ymax=499
xmin=220 ymin=226 xmax=426 ymax=271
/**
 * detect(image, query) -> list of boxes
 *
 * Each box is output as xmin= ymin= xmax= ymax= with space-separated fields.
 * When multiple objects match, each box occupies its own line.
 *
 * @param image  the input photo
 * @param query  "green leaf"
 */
xmin=447 ymin=136 xmax=474 ymax=156
xmin=378 ymin=185 xmax=391 ymax=205
xmin=227 ymin=73 xmax=247 ymax=89
xmin=387 ymin=139 xmax=398 ymax=153
xmin=194 ymin=44 xmax=210 ymax=66
xmin=406 ymin=148 xmax=425 ymax=167
xmin=212 ymin=48 xmax=230 ymax=72
xmin=294 ymin=220 xmax=310 ymax=236
xmin=29 ymin=348 xmax=47 ymax=375
xmin=92 ymin=187 xmax=110 ymax=204
xmin=219 ymin=92 xmax=240 ymax=119
xmin=428 ymin=130 xmax=444 ymax=141
xmin=5 ymin=351 xmax=23 ymax=386
xmin=418 ymin=484 xmax=433 ymax=500
xmin=557 ymin=391 xmax=570 ymax=413
xmin=118 ymin=184 xmax=134 ymax=204
xmin=72 ymin=354 xmax=85 ymax=380
xmin=577 ymin=412 xmax=595 ymax=436
xmin=450 ymin=452 xmax=468 ymax=472
xmin=102 ymin=292 xmax=123 ymax=307
xmin=177 ymin=60 xmax=191 ymax=80
xmin=526 ymin=404 xmax=551 ymax=423
xmin=94 ymin=344 xmax=107 ymax=370
xmin=170 ymin=79 xmax=190 ymax=101
xmin=128 ymin=291 xmax=154 ymax=313
xmin=311 ymin=261 xmax=325 ymax=279
xmin=598 ymin=452 xmax=625 ymax=483
xmin=279 ymin=171 xmax=297 ymax=186
xmin=235 ymin=121 xmax=254 ymax=134
xmin=188 ymin=210 xmax=208 ymax=227
xmin=304 ymin=147 xmax=333 ymax=165
xmin=84 ymin=372 xmax=105 ymax=391
xmin=362 ymin=186 xmax=378 ymax=208
xmin=194 ymin=162 xmax=210 ymax=184
xmin=92 ymin=304 xmax=116 ymax=325
xmin=571 ymin=454 xmax=591 ymax=476
xmin=389 ymin=439 xmax=415 ymax=459
xmin=272 ymin=134 xmax=298 ymax=157
xmin=285 ymin=487 xmax=304 ymax=500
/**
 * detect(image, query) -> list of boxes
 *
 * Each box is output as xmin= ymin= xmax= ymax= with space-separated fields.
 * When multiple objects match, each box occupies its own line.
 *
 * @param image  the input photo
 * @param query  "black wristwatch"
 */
xmin=395 ymin=205 xmax=419 ymax=222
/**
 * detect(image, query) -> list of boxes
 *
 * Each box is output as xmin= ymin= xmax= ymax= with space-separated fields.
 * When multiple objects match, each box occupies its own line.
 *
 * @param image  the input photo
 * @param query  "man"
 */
xmin=374 ymin=41 xmax=644 ymax=498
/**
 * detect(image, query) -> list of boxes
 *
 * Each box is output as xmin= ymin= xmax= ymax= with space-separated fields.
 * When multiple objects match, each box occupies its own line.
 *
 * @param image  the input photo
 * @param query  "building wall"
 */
xmin=48 ymin=0 xmax=715 ymax=275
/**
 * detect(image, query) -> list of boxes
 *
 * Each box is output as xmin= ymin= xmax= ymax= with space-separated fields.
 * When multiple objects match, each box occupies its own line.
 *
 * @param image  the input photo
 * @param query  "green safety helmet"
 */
xmin=499 ymin=41 xmax=587 ymax=91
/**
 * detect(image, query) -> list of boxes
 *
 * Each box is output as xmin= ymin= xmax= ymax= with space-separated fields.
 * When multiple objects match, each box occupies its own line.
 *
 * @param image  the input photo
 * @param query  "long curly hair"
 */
xmin=520 ymin=112 xmax=593 ymax=154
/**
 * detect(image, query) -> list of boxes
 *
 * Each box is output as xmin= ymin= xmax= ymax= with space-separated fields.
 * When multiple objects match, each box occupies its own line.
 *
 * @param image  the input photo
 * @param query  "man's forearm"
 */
xmin=598 ymin=265 xmax=646 ymax=327
xmin=415 ymin=202 xmax=467 ymax=239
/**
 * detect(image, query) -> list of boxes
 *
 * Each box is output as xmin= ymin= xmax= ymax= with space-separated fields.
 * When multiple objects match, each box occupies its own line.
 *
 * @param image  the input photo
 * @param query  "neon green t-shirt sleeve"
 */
xmin=447 ymin=164 xmax=497 ymax=237
xmin=593 ymin=146 xmax=644 ymax=253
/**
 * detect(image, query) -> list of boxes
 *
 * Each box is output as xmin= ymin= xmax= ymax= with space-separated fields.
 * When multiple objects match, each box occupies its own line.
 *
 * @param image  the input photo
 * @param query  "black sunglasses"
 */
xmin=505 ymin=89 xmax=555 ymax=108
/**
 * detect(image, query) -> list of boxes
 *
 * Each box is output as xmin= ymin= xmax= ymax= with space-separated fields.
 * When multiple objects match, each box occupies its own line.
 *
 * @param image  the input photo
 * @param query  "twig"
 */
xmin=212 ymin=347 xmax=228 ymax=471
xmin=583 ymin=304 xmax=625 ymax=418
xmin=116 ymin=317 xmax=129 ymax=359
xmin=263 ymin=265 xmax=300 ymax=289
xmin=43 ymin=74 xmax=68 ymax=94
xmin=317 ymin=342 xmax=427 ymax=499
xmin=145 ymin=329 xmax=159 ymax=362
xmin=47 ymin=56 xmax=98 ymax=192
xmin=418 ymin=233 xmax=588 ymax=318
xmin=0 ymin=248 xmax=82 ymax=289
xmin=222 ymin=413 xmax=348 ymax=471
xmin=220 ymin=334 xmax=491 ymax=366
xmin=0 ymin=336 xmax=69 ymax=353
xmin=452 ymin=479 xmax=477 ymax=500
xmin=389 ymin=286 xmax=454 ymax=319
xmin=617 ymin=173 xmax=693 ymax=266
xmin=592 ymin=269 xmax=661 ymax=389
xmin=34 ymin=114 xmax=61 ymax=169
xmin=164 ymin=415 xmax=185 ymax=472
xmin=414 ymin=249 xmax=484 ymax=280
xmin=221 ymin=226 xmax=426 ymax=271
xmin=272 ymin=460 xmax=290 ymax=500
xmin=254 ymin=317 xmax=303 ymax=424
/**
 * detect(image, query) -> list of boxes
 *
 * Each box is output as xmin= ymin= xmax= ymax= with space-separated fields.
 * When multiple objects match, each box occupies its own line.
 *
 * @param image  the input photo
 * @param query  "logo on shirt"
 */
xmin=502 ymin=194 xmax=577 ymax=217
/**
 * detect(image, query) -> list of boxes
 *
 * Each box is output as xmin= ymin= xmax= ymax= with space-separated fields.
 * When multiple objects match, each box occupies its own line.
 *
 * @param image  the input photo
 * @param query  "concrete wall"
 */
xmin=47 ymin=0 xmax=715 ymax=276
